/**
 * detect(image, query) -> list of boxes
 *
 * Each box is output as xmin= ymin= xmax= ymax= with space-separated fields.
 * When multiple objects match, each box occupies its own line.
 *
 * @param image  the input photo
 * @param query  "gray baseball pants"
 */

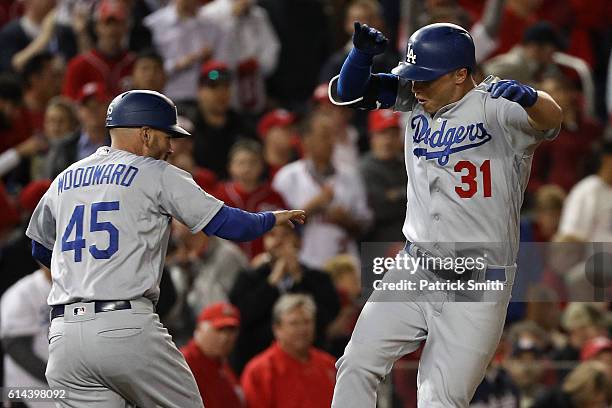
xmin=331 ymin=252 xmax=515 ymax=407
xmin=45 ymin=298 xmax=203 ymax=408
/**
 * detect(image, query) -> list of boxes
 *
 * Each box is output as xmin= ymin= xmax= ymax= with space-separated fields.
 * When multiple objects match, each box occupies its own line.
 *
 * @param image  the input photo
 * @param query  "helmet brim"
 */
xmin=105 ymin=124 xmax=192 ymax=138
xmin=391 ymin=62 xmax=448 ymax=82
xmin=167 ymin=124 xmax=191 ymax=138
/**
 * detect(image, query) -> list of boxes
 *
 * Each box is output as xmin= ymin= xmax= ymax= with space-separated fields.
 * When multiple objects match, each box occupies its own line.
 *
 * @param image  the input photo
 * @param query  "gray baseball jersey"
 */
xmin=395 ymin=75 xmax=558 ymax=265
xmin=26 ymin=146 xmax=223 ymax=306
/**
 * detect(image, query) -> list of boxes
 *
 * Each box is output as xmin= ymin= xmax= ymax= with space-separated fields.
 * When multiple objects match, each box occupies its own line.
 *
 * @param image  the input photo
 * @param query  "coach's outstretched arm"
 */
xmin=202 ymin=205 xmax=305 ymax=242
xmin=332 ymin=22 xmax=398 ymax=110
xmin=488 ymin=79 xmax=563 ymax=130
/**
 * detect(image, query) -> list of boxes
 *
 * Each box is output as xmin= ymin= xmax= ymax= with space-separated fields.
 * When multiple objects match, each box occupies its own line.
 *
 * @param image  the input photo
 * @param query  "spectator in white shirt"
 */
xmin=1 ymin=267 xmax=53 ymax=408
xmin=144 ymin=0 xmax=224 ymax=103
xmin=200 ymin=0 xmax=280 ymax=114
xmin=272 ymin=111 xmax=372 ymax=269
xmin=556 ymin=142 xmax=612 ymax=243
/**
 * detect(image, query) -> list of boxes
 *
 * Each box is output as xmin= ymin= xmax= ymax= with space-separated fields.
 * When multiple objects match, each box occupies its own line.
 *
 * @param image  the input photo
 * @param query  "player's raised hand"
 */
xmin=352 ymin=21 xmax=388 ymax=55
xmin=488 ymin=80 xmax=538 ymax=108
xmin=272 ymin=210 xmax=306 ymax=229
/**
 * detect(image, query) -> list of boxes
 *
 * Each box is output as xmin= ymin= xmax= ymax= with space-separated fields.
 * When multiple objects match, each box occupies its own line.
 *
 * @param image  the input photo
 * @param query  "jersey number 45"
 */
xmin=61 ymin=201 xmax=119 ymax=262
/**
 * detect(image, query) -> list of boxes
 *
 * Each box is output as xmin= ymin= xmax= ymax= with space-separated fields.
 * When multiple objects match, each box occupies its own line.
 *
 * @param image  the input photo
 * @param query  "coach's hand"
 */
xmin=352 ymin=21 xmax=388 ymax=55
xmin=272 ymin=210 xmax=306 ymax=228
xmin=488 ymin=79 xmax=538 ymax=108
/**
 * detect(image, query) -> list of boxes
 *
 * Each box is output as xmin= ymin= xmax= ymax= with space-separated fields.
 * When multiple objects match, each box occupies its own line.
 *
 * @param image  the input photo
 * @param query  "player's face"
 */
xmin=273 ymin=306 xmax=315 ymax=354
xmin=411 ymin=70 xmax=465 ymax=114
xmin=143 ymin=128 xmax=173 ymax=161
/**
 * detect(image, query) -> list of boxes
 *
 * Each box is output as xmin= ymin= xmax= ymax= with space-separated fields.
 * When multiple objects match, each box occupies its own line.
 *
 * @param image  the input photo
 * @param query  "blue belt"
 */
xmin=50 ymin=300 xmax=132 ymax=321
xmin=405 ymin=241 xmax=506 ymax=282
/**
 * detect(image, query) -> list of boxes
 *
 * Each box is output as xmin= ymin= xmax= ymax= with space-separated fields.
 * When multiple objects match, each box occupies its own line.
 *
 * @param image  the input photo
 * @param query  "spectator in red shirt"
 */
xmin=214 ymin=139 xmax=286 ymax=259
xmin=21 ymin=51 xmax=63 ymax=134
xmin=181 ymin=302 xmax=245 ymax=408
xmin=62 ymin=0 xmax=134 ymax=100
xmin=581 ymin=336 xmax=612 ymax=377
xmin=257 ymin=109 xmax=300 ymax=179
xmin=241 ymin=293 xmax=336 ymax=408
xmin=529 ymin=74 xmax=603 ymax=194
xmin=0 ymin=75 xmax=32 ymax=154
xmin=488 ymin=0 xmax=542 ymax=58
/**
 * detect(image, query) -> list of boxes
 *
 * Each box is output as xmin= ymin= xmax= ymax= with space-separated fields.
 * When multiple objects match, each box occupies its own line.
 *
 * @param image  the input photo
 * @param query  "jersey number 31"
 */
xmin=61 ymin=201 xmax=119 ymax=262
xmin=454 ymin=160 xmax=492 ymax=198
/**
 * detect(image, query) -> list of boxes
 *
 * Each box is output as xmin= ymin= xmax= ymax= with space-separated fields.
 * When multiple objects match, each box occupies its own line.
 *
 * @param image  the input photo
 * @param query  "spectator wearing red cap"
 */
xmin=581 ymin=336 xmax=612 ymax=377
xmin=241 ymin=294 xmax=336 ymax=408
xmin=186 ymin=61 xmax=255 ymax=179
xmin=200 ymin=0 xmax=280 ymax=114
xmin=359 ymin=110 xmax=407 ymax=242
xmin=62 ymin=0 xmax=135 ymax=100
xmin=144 ymin=0 xmax=224 ymax=103
xmin=214 ymin=140 xmax=286 ymax=259
xmin=312 ymin=83 xmax=360 ymax=173
xmin=257 ymin=109 xmax=300 ymax=179
xmin=73 ymin=82 xmax=110 ymax=160
xmin=181 ymin=302 xmax=245 ymax=408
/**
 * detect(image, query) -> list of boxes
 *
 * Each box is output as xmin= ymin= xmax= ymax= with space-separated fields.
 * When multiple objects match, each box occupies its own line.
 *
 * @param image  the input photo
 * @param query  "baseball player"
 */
xmin=328 ymin=23 xmax=563 ymax=407
xmin=25 ymin=90 xmax=305 ymax=408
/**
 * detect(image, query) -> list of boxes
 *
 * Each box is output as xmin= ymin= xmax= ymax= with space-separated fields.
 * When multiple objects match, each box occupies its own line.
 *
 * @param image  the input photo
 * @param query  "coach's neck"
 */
xmin=109 ymin=128 xmax=144 ymax=156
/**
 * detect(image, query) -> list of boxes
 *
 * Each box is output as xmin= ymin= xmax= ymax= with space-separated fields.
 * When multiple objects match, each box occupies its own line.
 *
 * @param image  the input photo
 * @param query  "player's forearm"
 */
xmin=338 ymin=48 xmax=374 ymax=101
xmin=202 ymin=205 xmax=276 ymax=242
xmin=526 ymin=91 xmax=563 ymax=131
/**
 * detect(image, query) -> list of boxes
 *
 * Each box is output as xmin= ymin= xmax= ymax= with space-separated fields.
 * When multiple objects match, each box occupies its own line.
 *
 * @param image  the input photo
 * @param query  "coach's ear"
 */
xmin=140 ymin=126 xmax=153 ymax=147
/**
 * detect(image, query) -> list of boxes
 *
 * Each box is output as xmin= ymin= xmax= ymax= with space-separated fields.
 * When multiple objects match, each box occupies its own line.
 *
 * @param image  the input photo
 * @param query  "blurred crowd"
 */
xmin=0 ymin=0 xmax=611 ymax=407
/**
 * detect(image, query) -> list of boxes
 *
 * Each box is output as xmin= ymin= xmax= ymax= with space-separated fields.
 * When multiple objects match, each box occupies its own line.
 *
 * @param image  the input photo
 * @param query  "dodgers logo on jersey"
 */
xmin=410 ymin=114 xmax=492 ymax=165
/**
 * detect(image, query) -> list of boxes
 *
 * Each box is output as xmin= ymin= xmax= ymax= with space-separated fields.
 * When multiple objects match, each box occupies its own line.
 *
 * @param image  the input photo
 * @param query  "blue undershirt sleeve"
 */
xmin=337 ymin=48 xmax=374 ymax=101
xmin=202 ymin=205 xmax=276 ymax=242
xmin=31 ymin=240 xmax=52 ymax=268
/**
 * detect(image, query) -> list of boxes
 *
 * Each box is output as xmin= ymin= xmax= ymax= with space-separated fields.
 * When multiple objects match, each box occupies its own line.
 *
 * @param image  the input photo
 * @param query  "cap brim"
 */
xmin=209 ymin=317 xmax=240 ymax=329
xmin=391 ymin=62 xmax=447 ymax=81
xmin=167 ymin=124 xmax=191 ymax=138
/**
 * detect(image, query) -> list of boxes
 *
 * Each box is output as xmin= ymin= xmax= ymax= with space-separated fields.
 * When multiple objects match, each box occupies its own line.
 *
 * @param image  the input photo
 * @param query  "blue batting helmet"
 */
xmin=105 ymin=90 xmax=190 ymax=138
xmin=392 ymin=23 xmax=476 ymax=82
